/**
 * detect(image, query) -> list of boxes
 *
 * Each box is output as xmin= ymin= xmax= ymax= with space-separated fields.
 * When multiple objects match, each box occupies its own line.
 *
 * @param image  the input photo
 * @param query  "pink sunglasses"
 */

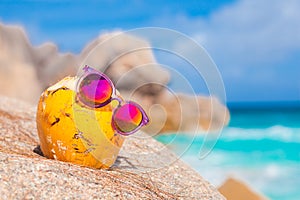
xmin=76 ymin=65 xmax=149 ymax=136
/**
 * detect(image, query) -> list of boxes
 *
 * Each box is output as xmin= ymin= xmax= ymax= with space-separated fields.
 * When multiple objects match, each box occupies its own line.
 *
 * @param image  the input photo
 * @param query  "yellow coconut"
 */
xmin=36 ymin=76 xmax=124 ymax=169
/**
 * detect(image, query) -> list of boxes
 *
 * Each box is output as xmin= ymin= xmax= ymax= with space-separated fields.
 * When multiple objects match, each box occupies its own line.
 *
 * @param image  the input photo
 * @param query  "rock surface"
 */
xmin=218 ymin=178 xmax=269 ymax=200
xmin=0 ymin=23 xmax=77 ymax=104
xmin=80 ymin=32 xmax=170 ymax=95
xmin=0 ymin=95 xmax=225 ymax=199
xmin=138 ymin=91 xmax=230 ymax=133
xmin=0 ymin=22 xmax=229 ymax=133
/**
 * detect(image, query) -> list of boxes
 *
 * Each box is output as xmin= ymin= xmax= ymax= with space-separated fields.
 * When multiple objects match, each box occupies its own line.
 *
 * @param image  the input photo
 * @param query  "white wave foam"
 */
xmin=220 ymin=125 xmax=300 ymax=142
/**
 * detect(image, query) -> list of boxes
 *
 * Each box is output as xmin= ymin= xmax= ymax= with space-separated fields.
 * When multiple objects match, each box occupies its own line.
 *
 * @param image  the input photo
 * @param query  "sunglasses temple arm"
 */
xmin=83 ymin=65 xmax=99 ymax=73
xmin=140 ymin=109 xmax=150 ymax=125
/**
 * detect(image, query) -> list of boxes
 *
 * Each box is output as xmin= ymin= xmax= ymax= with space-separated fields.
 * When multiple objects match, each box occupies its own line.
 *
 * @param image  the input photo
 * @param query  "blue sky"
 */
xmin=0 ymin=0 xmax=299 ymax=103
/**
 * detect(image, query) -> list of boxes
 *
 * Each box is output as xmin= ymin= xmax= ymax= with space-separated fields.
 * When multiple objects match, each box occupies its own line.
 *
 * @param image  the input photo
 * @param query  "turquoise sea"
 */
xmin=156 ymin=106 xmax=300 ymax=200
xmin=0 ymin=2 xmax=299 ymax=199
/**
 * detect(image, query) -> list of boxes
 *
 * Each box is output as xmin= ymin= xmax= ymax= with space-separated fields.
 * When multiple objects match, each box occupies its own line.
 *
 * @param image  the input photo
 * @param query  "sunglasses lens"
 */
xmin=79 ymin=74 xmax=112 ymax=107
xmin=112 ymin=103 xmax=143 ymax=135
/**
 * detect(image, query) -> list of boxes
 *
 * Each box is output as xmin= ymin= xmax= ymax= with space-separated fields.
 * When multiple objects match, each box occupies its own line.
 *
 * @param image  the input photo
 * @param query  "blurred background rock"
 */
xmin=0 ymin=22 xmax=229 ymax=134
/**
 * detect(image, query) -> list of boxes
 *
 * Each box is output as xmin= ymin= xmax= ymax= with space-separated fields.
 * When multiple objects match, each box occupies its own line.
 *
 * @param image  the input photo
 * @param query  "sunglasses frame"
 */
xmin=76 ymin=65 xmax=149 ymax=135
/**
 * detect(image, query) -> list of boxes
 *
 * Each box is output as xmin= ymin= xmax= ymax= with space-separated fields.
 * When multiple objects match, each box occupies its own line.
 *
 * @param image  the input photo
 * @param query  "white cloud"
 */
xmin=191 ymin=0 xmax=300 ymax=67
xmin=151 ymin=0 xmax=300 ymax=101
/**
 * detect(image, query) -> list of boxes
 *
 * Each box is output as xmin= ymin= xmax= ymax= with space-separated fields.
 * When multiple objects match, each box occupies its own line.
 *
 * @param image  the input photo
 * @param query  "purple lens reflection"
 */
xmin=79 ymin=74 xmax=113 ymax=107
xmin=112 ymin=103 xmax=143 ymax=135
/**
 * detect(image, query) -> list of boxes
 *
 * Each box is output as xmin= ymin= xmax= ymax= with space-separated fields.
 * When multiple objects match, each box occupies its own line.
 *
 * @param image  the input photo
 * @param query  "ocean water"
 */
xmin=156 ymin=107 xmax=300 ymax=200
xmin=0 ymin=3 xmax=298 ymax=198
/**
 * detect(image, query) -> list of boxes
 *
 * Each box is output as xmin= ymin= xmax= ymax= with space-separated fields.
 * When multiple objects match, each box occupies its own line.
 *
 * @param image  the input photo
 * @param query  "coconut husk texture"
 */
xmin=0 ymin=95 xmax=224 ymax=199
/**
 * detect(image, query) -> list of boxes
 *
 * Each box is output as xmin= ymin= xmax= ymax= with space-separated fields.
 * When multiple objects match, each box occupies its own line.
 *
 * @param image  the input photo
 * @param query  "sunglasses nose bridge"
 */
xmin=111 ymin=97 xmax=122 ymax=107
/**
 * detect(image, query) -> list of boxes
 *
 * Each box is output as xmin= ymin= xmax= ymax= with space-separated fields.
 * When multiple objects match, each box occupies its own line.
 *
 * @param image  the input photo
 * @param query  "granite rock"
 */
xmin=0 ymin=22 xmax=229 ymax=133
xmin=79 ymin=31 xmax=170 ymax=95
xmin=218 ymin=177 xmax=269 ymax=200
xmin=0 ymin=95 xmax=225 ymax=199
xmin=0 ymin=23 xmax=77 ymax=104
